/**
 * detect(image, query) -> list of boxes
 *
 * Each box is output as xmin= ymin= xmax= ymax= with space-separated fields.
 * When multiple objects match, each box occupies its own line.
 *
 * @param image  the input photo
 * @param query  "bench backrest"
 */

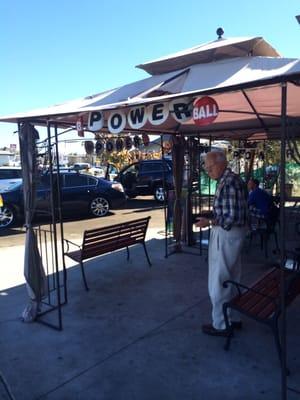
xmin=81 ymin=217 xmax=150 ymax=260
xmin=233 ymin=267 xmax=300 ymax=320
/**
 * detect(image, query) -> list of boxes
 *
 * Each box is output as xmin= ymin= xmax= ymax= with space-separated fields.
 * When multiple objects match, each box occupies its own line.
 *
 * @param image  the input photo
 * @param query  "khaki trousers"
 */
xmin=208 ymin=226 xmax=246 ymax=329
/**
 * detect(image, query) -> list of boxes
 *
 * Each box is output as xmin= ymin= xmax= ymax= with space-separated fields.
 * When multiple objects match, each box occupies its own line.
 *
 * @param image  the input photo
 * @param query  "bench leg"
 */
xmin=264 ymin=233 xmax=269 ymax=258
xmin=80 ymin=261 xmax=89 ymax=291
xmin=273 ymin=231 xmax=279 ymax=254
xmin=126 ymin=246 xmax=130 ymax=261
xmin=260 ymin=232 xmax=264 ymax=251
xmin=223 ymin=303 xmax=234 ymax=350
xmin=142 ymin=242 xmax=152 ymax=267
xmin=247 ymin=233 xmax=252 ymax=251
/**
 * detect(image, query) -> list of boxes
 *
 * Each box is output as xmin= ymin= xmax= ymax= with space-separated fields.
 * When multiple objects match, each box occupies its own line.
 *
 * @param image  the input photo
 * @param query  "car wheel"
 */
xmin=154 ymin=186 xmax=165 ymax=203
xmin=0 ymin=205 xmax=16 ymax=228
xmin=89 ymin=197 xmax=110 ymax=217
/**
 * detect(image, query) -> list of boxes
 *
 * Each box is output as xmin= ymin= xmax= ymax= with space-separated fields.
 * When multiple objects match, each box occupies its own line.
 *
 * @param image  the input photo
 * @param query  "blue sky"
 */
xmin=1 ymin=0 xmax=300 ymax=149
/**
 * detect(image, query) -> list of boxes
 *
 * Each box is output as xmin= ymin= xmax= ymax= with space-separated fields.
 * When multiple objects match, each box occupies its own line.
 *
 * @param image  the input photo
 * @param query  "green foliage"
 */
xmin=95 ymin=149 xmax=162 ymax=171
xmin=286 ymin=162 xmax=300 ymax=195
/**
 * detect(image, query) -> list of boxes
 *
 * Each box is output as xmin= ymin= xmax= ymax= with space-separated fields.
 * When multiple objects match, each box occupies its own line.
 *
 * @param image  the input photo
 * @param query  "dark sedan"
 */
xmin=0 ymin=170 xmax=126 ymax=228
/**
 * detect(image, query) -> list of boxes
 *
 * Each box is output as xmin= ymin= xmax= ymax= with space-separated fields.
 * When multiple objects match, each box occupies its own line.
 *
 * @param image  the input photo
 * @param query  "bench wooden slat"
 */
xmin=84 ymin=219 xmax=148 ymax=238
xmin=229 ymin=268 xmax=300 ymax=320
xmin=83 ymin=227 xmax=146 ymax=245
xmin=82 ymin=234 xmax=145 ymax=256
xmin=226 ymin=268 xmax=300 ymax=324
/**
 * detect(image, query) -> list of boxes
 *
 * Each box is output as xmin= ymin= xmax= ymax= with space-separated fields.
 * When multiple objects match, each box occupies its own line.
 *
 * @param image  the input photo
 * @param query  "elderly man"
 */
xmin=196 ymin=151 xmax=248 ymax=336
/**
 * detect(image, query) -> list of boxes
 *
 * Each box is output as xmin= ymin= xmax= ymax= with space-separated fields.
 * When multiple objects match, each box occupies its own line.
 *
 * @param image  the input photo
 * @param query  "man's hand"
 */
xmin=195 ymin=217 xmax=210 ymax=228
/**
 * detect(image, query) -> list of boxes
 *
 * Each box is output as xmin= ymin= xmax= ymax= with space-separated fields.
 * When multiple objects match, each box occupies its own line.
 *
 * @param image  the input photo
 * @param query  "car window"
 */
xmin=64 ymin=174 xmax=89 ymax=187
xmin=123 ymin=164 xmax=139 ymax=174
xmin=141 ymin=163 xmax=164 ymax=172
xmin=0 ymin=169 xmax=22 ymax=179
xmin=87 ymin=176 xmax=97 ymax=186
xmin=109 ymin=165 xmax=118 ymax=174
xmin=37 ymin=174 xmax=63 ymax=188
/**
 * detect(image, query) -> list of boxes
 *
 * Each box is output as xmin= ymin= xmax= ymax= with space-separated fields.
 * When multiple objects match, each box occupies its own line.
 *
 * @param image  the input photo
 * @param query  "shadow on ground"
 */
xmin=1 ymin=235 xmax=300 ymax=400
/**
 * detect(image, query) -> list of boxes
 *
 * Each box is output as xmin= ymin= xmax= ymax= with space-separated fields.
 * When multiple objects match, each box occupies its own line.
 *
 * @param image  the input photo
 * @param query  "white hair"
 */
xmin=206 ymin=150 xmax=227 ymax=163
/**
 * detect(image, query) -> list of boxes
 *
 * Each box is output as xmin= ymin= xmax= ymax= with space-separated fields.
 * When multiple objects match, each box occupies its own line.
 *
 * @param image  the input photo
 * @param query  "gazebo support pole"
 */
xmin=54 ymin=123 xmax=68 ymax=305
xmin=161 ymin=134 xmax=168 ymax=258
xmin=279 ymin=82 xmax=287 ymax=400
xmin=47 ymin=121 xmax=63 ymax=330
xmin=263 ymin=140 xmax=266 ymax=188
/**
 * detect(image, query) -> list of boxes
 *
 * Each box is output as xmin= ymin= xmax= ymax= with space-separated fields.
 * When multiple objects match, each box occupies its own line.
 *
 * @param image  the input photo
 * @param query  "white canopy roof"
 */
xmin=1 ymin=37 xmax=300 ymax=140
xmin=136 ymin=36 xmax=280 ymax=75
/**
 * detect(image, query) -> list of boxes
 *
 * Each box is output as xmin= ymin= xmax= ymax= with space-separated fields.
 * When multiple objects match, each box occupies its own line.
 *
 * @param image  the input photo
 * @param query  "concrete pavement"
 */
xmin=1 ymin=226 xmax=300 ymax=400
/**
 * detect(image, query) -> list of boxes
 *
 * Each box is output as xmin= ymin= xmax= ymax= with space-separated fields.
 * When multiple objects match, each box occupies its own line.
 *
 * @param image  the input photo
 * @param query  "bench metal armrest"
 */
xmin=64 ymin=238 xmax=82 ymax=253
xmin=223 ymin=280 xmax=247 ymax=296
xmin=223 ymin=280 xmax=277 ymax=304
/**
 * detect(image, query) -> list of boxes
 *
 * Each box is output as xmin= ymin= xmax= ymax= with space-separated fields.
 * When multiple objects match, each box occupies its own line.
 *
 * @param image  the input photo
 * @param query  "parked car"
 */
xmin=0 ymin=166 xmax=23 ymax=180
xmin=72 ymin=162 xmax=91 ymax=170
xmin=0 ymin=170 xmax=126 ymax=229
xmin=115 ymin=159 xmax=173 ymax=202
xmin=0 ymin=166 xmax=23 ymax=192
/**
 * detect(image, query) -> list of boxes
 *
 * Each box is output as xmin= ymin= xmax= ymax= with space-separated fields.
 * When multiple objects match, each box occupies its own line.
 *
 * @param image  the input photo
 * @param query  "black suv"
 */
xmin=0 ymin=170 xmax=126 ymax=229
xmin=115 ymin=159 xmax=173 ymax=202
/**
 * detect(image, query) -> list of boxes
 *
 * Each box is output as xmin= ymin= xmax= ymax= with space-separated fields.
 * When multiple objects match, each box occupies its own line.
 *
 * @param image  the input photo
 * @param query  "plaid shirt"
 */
xmin=213 ymin=168 xmax=248 ymax=231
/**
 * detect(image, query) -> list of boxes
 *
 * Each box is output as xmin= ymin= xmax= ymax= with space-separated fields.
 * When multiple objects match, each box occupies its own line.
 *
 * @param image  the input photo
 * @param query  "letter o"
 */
xmin=108 ymin=111 xmax=126 ymax=134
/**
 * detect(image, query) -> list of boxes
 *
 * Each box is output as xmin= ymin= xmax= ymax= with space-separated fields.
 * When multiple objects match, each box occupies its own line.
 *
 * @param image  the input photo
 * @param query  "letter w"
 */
xmin=130 ymin=107 xmax=145 ymax=124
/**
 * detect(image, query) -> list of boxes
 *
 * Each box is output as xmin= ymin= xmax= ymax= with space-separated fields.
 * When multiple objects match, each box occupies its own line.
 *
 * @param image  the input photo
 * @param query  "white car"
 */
xmin=88 ymin=167 xmax=105 ymax=177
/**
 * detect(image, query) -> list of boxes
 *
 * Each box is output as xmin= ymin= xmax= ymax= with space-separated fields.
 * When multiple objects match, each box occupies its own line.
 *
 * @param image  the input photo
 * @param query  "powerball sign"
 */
xmin=193 ymin=96 xmax=219 ymax=126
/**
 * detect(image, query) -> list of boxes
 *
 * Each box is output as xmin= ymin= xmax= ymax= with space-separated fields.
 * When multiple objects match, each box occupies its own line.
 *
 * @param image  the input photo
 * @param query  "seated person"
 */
xmin=247 ymin=178 xmax=273 ymax=229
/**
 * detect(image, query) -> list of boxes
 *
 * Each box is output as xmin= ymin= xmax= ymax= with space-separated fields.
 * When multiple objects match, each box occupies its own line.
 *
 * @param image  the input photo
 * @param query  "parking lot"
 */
xmin=0 ymin=197 xmax=165 ymax=248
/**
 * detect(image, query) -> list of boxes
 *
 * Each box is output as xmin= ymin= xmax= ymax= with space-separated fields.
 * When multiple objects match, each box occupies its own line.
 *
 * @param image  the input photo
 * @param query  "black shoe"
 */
xmin=230 ymin=321 xmax=243 ymax=330
xmin=202 ymin=324 xmax=230 ymax=337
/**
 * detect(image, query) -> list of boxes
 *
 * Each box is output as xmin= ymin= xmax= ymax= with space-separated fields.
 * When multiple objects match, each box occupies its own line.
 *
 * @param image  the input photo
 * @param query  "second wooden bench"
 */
xmin=64 ymin=216 xmax=151 ymax=290
xmin=222 ymin=255 xmax=300 ymax=371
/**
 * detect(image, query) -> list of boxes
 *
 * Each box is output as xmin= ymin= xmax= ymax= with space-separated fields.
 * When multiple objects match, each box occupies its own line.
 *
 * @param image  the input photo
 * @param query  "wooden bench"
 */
xmin=223 ymin=253 xmax=300 ymax=371
xmin=64 ymin=216 xmax=151 ymax=290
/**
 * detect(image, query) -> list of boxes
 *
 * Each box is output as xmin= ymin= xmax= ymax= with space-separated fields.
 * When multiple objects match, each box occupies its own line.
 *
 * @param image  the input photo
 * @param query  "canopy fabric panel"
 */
xmin=1 ymin=55 xmax=300 ymax=140
xmin=0 ymin=69 xmax=185 ymax=123
xmin=136 ymin=37 xmax=280 ymax=75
